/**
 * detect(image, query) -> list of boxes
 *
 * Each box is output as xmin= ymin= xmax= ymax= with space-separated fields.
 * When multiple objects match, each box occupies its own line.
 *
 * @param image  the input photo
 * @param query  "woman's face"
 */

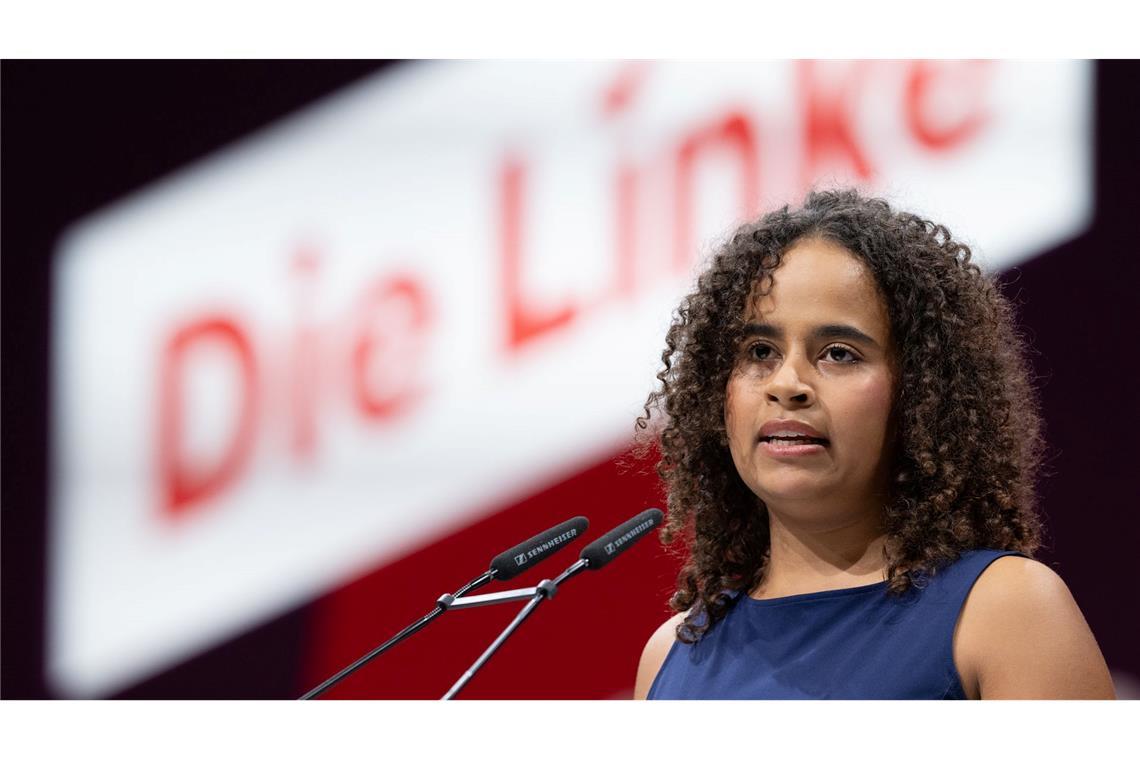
xmin=724 ymin=237 xmax=896 ymax=524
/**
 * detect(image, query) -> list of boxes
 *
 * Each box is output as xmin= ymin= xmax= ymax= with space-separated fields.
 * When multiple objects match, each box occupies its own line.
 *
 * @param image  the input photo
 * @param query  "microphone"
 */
xmin=299 ymin=515 xmax=589 ymax=699
xmin=441 ymin=508 xmax=664 ymax=699
xmin=579 ymin=508 xmax=663 ymax=571
xmin=489 ymin=516 xmax=589 ymax=581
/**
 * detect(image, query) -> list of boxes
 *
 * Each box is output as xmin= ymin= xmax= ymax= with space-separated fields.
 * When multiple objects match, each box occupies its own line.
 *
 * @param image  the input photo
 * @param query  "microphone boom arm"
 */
xmin=439 ymin=509 xmax=662 ymax=700
xmin=442 ymin=586 xmax=541 ymax=610
xmin=440 ymin=560 xmax=589 ymax=700
xmin=297 ymin=515 xmax=590 ymax=700
xmin=298 ymin=569 xmax=496 ymax=700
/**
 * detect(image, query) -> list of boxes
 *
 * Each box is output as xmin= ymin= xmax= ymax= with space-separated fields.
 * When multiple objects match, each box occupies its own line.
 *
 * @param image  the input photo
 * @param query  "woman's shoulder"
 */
xmin=959 ymin=554 xmax=1078 ymax=623
xmin=633 ymin=611 xmax=687 ymax=700
xmin=954 ymin=555 xmax=1115 ymax=699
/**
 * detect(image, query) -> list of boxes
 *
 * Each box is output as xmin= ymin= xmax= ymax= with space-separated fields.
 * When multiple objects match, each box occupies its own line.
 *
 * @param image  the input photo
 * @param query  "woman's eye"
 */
xmin=748 ymin=343 xmax=774 ymax=361
xmin=823 ymin=345 xmax=858 ymax=363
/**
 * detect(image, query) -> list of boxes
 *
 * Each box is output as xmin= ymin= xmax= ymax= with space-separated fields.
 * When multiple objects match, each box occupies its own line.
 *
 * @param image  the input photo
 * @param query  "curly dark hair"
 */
xmin=636 ymin=188 xmax=1045 ymax=643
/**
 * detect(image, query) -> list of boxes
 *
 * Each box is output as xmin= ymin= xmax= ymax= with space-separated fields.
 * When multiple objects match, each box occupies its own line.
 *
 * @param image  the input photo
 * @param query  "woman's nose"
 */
xmin=765 ymin=358 xmax=815 ymax=407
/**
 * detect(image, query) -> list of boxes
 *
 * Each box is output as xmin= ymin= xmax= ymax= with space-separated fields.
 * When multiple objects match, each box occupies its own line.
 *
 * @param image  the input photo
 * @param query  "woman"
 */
xmin=633 ymin=189 xmax=1114 ymax=699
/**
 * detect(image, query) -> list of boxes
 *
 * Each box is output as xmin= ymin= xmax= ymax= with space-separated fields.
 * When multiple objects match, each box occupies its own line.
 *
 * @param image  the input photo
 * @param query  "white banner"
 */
xmin=50 ymin=60 xmax=1092 ymax=696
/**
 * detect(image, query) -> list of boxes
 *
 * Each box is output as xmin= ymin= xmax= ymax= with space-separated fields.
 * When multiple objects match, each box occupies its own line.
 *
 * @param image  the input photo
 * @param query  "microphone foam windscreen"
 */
xmin=579 ymin=508 xmax=663 ymax=571
xmin=489 ymin=516 xmax=589 ymax=581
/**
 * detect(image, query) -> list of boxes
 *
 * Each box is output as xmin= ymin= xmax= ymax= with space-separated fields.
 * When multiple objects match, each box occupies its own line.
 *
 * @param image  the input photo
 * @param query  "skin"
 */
xmin=724 ymin=236 xmax=897 ymax=599
xmin=634 ymin=237 xmax=1115 ymax=700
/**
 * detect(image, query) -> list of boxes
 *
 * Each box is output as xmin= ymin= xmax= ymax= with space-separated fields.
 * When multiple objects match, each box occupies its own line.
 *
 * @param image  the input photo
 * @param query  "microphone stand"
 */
xmin=441 ymin=558 xmax=590 ymax=700
xmin=299 ymin=570 xmax=497 ymax=700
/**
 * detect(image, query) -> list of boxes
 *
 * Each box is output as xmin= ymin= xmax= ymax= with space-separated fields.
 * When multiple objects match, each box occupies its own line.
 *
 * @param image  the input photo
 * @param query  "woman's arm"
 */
xmin=954 ymin=556 xmax=1116 ymax=699
xmin=633 ymin=613 xmax=686 ymax=699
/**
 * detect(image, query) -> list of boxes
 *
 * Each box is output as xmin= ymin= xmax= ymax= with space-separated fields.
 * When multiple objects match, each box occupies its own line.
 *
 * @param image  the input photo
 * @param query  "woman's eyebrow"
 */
xmin=742 ymin=322 xmax=880 ymax=348
xmin=812 ymin=324 xmax=880 ymax=348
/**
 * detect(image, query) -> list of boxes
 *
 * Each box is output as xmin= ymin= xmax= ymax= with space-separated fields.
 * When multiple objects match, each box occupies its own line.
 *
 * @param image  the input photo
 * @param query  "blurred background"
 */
xmin=2 ymin=60 xmax=1137 ymax=700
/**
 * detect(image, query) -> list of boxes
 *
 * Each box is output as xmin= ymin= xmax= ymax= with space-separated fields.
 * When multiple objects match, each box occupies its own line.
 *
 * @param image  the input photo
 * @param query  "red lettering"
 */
xmin=798 ymin=60 xmax=874 ymax=189
xmin=351 ymin=275 xmax=431 ymax=420
xmin=501 ymin=155 xmax=576 ymax=353
xmin=602 ymin=63 xmax=650 ymax=304
xmin=904 ymin=60 xmax=990 ymax=151
xmin=673 ymin=111 xmax=760 ymax=270
xmin=158 ymin=316 xmax=259 ymax=519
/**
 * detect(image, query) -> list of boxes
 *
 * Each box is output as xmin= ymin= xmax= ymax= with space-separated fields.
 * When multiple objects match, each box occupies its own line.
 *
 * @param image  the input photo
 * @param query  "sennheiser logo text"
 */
xmin=517 ymin=528 xmax=579 ymax=566
xmin=606 ymin=519 xmax=654 ymax=556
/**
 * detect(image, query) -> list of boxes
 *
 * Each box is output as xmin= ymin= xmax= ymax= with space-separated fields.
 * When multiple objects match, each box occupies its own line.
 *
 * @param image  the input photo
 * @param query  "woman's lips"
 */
xmin=758 ymin=439 xmax=829 ymax=458
xmin=757 ymin=419 xmax=828 ymax=440
xmin=756 ymin=420 xmax=830 ymax=458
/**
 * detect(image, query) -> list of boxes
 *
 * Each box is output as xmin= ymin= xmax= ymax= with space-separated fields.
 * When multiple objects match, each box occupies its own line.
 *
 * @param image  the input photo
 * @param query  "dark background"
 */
xmin=3 ymin=60 xmax=1137 ymax=698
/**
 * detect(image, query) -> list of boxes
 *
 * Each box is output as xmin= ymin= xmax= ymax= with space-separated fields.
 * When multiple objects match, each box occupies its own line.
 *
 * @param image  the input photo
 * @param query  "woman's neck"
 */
xmin=750 ymin=504 xmax=888 ymax=600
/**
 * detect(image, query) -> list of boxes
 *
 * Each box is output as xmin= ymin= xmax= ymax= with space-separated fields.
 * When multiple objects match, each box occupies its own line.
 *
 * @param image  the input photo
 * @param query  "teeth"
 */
xmin=764 ymin=436 xmax=823 ymax=446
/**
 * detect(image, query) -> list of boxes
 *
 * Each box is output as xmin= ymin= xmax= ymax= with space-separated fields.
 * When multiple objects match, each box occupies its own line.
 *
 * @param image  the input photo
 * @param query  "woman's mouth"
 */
xmin=758 ymin=435 xmax=829 ymax=457
xmin=756 ymin=420 xmax=830 ymax=458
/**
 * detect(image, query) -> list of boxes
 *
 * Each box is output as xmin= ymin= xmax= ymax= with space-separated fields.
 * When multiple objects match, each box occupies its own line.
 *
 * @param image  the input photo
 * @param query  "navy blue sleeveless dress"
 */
xmin=647 ymin=549 xmax=1024 ymax=699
